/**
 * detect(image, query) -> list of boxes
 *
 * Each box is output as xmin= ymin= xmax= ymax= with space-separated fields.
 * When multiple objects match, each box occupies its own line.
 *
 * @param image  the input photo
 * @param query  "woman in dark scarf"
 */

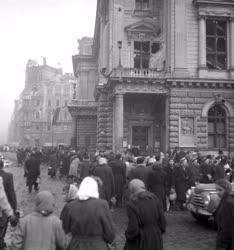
xmin=124 ymin=179 xmax=166 ymax=250
xmin=215 ymin=179 xmax=234 ymax=250
xmin=11 ymin=191 xmax=68 ymax=250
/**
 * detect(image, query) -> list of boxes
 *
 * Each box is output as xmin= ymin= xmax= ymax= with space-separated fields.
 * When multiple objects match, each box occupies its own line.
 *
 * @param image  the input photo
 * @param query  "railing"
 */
xmin=112 ymin=68 xmax=165 ymax=79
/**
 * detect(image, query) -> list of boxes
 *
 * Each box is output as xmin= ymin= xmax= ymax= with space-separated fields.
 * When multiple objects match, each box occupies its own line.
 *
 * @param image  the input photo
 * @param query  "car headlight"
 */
xmin=203 ymin=194 xmax=211 ymax=206
xmin=186 ymin=189 xmax=192 ymax=199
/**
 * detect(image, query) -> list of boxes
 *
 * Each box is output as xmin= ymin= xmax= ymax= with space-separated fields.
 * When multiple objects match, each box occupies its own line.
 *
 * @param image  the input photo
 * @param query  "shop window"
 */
xmin=206 ymin=19 xmax=227 ymax=70
xmin=134 ymin=41 xmax=150 ymax=69
xmin=208 ymin=105 xmax=226 ymax=148
xmin=135 ymin=0 xmax=150 ymax=11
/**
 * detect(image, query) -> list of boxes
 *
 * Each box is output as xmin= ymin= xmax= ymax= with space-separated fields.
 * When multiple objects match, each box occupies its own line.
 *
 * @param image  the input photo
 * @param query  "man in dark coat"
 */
xmin=108 ymin=153 xmax=126 ymax=207
xmin=93 ymin=157 xmax=115 ymax=205
xmin=0 ymin=160 xmax=17 ymax=249
xmin=128 ymin=157 xmax=149 ymax=185
xmin=173 ymin=157 xmax=192 ymax=210
xmin=79 ymin=153 xmax=92 ymax=181
xmin=24 ymin=152 xmax=40 ymax=193
xmin=147 ymin=158 xmax=167 ymax=210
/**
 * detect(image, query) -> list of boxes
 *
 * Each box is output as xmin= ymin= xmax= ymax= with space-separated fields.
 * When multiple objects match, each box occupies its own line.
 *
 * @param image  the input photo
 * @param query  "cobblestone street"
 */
xmin=4 ymin=152 xmax=216 ymax=250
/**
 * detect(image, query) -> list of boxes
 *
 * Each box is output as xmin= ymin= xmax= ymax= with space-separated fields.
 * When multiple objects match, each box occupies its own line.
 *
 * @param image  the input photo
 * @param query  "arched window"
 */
xmin=208 ymin=105 xmax=226 ymax=148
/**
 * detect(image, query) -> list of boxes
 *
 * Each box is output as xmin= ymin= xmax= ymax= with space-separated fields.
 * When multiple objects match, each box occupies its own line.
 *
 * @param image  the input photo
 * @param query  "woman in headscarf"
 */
xmin=215 ymin=179 xmax=234 ymax=250
xmin=60 ymin=176 xmax=115 ymax=250
xmin=11 ymin=191 xmax=68 ymax=250
xmin=124 ymin=179 xmax=166 ymax=250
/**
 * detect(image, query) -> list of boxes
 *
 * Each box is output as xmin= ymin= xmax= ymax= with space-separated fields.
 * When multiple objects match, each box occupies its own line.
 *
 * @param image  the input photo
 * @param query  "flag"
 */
xmin=52 ymin=107 xmax=60 ymax=126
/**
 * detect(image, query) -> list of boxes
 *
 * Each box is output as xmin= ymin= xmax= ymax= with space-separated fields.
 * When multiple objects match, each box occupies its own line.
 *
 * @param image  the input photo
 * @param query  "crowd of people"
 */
xmin=0 ymin=147 xmax=233 ymax=249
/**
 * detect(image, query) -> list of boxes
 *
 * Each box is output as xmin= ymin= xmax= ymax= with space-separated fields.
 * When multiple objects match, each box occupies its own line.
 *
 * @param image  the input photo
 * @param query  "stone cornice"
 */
xmin=193 ymin=0 xmax=234 ymax=7
xmin=68 ymin=104 xmax=97 ymax=118
xmin=166 ymin=79 xmax=234 ymax=89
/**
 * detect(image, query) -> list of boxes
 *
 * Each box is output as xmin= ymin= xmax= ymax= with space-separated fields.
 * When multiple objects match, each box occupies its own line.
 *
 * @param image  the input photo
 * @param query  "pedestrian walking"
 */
xmin=124 ymin=179 xmax=166 ymax=250
xmin=24 ymin=152 xmax=40 ymax=193
xmin=60 ymin=176 xmax=115 ymax=250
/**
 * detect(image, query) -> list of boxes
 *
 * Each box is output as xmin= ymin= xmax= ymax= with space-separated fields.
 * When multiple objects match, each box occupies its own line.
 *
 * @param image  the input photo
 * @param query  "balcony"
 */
xmin=112 ymin=68 xmax=165 ymax=79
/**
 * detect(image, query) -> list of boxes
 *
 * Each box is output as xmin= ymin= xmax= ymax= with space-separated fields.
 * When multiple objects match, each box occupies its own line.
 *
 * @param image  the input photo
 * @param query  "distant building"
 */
xmin=8 ymin=59 xmax=74 ymax=147
xmin=70 ymin=0 xmax=234 ymax=155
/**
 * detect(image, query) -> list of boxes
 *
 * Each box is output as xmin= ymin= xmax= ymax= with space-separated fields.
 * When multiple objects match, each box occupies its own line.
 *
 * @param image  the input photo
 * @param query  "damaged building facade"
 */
xmin=8 ymin=59 xmax=74 ymax=147
xmin=70 ymin=0 xmax=234 ymax=155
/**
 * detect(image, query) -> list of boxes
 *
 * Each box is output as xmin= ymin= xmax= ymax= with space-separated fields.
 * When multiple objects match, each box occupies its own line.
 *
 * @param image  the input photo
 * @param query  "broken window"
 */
xmin=134 ymin=41 xmax=150 ymax=69
xmin=135 ymin=0 xmax=150 ymax=11
xmin=208 ymin=105 xmax=226 ymax=148
xmin=206 ymin=19 xmax=227 ymax=70
xmin=151 ymin=43 xmax=160 ymax=54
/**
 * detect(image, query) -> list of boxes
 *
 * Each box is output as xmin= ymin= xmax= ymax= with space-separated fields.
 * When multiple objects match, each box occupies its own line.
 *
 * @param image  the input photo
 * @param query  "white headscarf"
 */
xmin=77 ymin=177 xmax=99 ymax=200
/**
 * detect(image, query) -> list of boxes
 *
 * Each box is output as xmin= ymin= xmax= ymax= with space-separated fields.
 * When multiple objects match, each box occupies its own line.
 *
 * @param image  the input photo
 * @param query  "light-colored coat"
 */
xmin=11 ymin=212 xmax=69 ymax=250
xmin=0 ymin=176 xmax=13 ymax=217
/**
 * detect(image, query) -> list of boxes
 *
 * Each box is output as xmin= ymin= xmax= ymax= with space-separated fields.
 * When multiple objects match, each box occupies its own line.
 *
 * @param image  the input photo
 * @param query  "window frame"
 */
xmin=135 ymin=0 xmax=150 ymax=11
xmin=208 ymin=105 xmax=227 ymax=149
xmin=206 ymin=18 xmax=228 ymax=70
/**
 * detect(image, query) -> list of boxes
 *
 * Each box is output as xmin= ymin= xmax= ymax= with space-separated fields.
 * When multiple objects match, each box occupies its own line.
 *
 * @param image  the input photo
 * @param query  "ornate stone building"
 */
xmin=8 ymin=59 xmax=74 ymax=147
xmin=70 ymin=0 xmax=234 ymax=155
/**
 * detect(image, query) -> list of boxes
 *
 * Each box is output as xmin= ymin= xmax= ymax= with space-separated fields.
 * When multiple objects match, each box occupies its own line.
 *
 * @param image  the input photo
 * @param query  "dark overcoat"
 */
xmin=215 ymin=194 xmax=234 ymax=250
xmin=109 ymin=159 xmax=126 ymax=199
xmin=24 ymin=155 xmax=40 ymax=187
xmin=93 ymin=164 xmax=115 ymax=202
xmin=60 ymin=198 xmax=115 ymax=250
xmin=128 ymin=165 xmax=150 ymax=185
xmin=173 ymin=165 xmax=191 ymax=202
xmin=147 ymin=167 xmax=167 ymax=210
xmin=124 ymin=191 xmax=166 ymax=250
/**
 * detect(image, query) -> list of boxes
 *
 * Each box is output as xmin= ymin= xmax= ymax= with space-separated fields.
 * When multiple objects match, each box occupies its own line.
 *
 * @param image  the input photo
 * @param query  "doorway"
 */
xmin=132 ymin=126 xmax=149 ymax=150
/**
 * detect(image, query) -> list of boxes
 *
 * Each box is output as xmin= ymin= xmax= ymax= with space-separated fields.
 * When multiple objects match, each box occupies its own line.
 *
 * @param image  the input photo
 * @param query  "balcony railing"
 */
xmin=112 ymin=68 xmax=165 ymax=79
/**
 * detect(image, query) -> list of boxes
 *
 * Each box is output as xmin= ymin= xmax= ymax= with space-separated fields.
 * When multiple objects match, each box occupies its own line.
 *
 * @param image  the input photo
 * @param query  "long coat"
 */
xmin=147 ymin=167 xmax=167 ymax=210
xmin=173 ymin=165 xmax=191 ymax=202
xmin=93 ymin=164 xmax=115 ymax=202
xmin=24 ymin=156 xmax=40 ymax=187
xmin=128 ymin=165 xmax=150 ymax=185
xmin=11 ymin=212 xmax=68 ymax=250
xmin=60 ymin=198 xmax=115 ymax=250
xmin=0 ymin=169 xmax=17 ymax=211
xmin=215 ymin=194 xmax=234 ymax=250
xmin=109 ymin=159 xmax=126 ymax=200
xmin=124 ymin=191 xmax=166 ymax=250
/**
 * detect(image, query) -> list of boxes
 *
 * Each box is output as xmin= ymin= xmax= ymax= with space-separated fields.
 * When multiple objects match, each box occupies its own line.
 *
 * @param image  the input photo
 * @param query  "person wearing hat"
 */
xmin=215 ymin=179 xmax=234 ymax=250
xmin=124 ymin=179 xmax=166 ymax=250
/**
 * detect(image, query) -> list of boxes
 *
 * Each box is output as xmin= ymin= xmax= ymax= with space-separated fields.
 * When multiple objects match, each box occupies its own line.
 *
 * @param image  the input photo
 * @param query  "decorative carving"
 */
xmin=179 ymin=116 xmax=197 ymax=147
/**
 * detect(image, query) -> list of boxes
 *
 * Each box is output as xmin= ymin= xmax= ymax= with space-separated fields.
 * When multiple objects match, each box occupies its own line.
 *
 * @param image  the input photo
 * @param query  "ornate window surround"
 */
xmin=193 ymin=0 xmax=234 ymax=79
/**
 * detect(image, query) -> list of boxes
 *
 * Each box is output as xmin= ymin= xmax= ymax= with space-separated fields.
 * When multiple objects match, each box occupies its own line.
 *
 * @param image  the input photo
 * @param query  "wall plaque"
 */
xmin=179 ymin=116 xmax=196 ymax=147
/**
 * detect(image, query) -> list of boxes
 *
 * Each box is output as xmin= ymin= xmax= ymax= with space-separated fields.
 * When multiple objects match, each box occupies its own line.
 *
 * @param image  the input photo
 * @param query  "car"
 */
xmin=186 ymin=182 xmax=234 ymax=222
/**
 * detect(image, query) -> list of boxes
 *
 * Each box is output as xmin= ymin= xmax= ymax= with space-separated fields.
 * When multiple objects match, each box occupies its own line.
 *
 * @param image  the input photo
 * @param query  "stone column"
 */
xmin=115 ymin=93 xmax=124 ymax=152
xmin=229 ymin=18 xmax=234 ymax=79
xmin=71 ymin=116 xmax=77 ymax=149
xmin=198 ymin=15 xmax=207 ymax=76
xmin=174 ymin=0 xmax=188 ymax=76
xmin=164 ymin=94 xmax=169 ymax=153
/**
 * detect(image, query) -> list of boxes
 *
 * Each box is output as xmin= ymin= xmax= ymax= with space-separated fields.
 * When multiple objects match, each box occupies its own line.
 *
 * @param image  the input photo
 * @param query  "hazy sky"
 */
xmin=0 ymin=0 xmax=96 ymax=144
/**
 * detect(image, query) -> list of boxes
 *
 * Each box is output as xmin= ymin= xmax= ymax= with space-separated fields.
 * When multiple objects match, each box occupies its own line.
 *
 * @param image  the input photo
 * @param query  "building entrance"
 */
xmin=132 ymin=126 xmax=149 ymax=150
